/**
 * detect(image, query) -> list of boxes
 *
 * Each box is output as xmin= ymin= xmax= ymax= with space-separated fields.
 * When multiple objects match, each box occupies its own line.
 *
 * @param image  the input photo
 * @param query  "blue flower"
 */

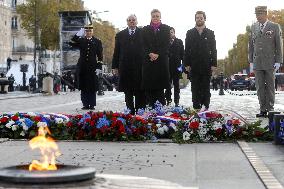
xmin=96 ymin=116 xmax=110 ymax=129
xmin=137 ymin=108 xmax=145 ymax=116
xmin=24 ymin=118 xmax=34 ymax=128
xmin=117 ymin=117 xmax=126 ymax=125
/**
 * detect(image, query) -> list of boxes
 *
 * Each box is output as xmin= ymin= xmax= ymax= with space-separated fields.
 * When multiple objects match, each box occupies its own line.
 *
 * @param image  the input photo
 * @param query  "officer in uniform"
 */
xmin=249 ymin=6 xmax=283 ymax=117
xmin=70 ymin=24 xmax=103 ymax=110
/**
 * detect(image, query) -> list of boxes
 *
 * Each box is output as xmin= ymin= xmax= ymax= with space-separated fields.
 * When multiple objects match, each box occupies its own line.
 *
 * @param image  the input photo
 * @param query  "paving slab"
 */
xmin=0 ymin=141 xmax=265 ymax=189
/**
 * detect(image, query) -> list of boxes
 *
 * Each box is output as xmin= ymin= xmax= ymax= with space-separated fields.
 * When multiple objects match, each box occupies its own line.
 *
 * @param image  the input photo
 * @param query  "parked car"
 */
xmin=248 ymin=77 xmax=256 ymax=91
xmin=229 ymin=74 xmax=250 ymax=91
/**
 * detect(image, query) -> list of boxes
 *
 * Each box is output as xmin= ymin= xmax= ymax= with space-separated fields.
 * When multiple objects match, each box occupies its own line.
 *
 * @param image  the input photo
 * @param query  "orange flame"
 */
xmin=29 ymin=126 xmax=61 ymax=171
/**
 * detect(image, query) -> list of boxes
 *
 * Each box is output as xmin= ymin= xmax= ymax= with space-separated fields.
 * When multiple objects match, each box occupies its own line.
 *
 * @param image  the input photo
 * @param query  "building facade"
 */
xmin=0 ymin=0 xmax=34 ymax=71
xmin=0 ymin=2 xmax=12 ymax=69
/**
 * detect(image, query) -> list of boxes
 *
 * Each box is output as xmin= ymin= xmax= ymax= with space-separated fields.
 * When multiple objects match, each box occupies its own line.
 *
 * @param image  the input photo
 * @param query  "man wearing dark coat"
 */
xmin=142 ymin=9 xmax=171 ymax=107
xmin=165 ymin=27 xmax=184 ymax=107
xmin=70 ymin=24 xmax=103 ymax=110
xmin=112 ymin=14 xmax=146 ymax=115
xmin=184 ymin=11 xmax=217 ymax=111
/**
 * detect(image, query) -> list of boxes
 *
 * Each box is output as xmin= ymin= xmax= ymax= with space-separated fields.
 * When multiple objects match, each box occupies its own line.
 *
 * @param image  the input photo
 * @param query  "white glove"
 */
xmin=95 ymin=69 xmax=102 ymax=76
xmin=76 ymin=28 xmax=85 ymax=37
xmin=274 ymin=63 xmax=281 ymax=72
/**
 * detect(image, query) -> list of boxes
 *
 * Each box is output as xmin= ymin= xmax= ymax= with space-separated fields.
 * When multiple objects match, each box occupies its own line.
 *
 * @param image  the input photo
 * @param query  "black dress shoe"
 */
xmin=256 ymin=111 xmax=267 ymax=118
xmin=81 ymin=106 xmax=89 ymax=110
xmin=89 ymin=106 xmax=95 ymax=110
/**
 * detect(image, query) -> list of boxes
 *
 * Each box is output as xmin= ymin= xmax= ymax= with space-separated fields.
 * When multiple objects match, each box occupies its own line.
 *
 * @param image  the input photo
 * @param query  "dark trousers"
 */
xmin=191 ymin=73 xmax=211 ymax=109
xmin=81 ymin=91 xmax=96 ymax=108
xmin=165 ymin=74 xmax=180 ymax=104
xmin=125 ymin=90 xmax=146 ymax=114
xmin=146 ymin=89 xmax=166 ymax=108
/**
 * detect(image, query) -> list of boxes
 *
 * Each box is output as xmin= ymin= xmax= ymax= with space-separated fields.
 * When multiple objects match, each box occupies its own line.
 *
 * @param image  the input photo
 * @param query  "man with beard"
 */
xmin=165 ymin=27 xmax=184 ymax=107
xmin=112 ymin=14 xmax=146 ymax=114
xmin=184 ymin=11 xmax=217 ymax=111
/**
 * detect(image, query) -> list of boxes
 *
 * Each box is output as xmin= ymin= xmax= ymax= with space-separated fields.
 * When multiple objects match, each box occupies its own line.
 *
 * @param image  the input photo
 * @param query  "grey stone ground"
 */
xmin=0 ymin=87 xmax=284 ymax=188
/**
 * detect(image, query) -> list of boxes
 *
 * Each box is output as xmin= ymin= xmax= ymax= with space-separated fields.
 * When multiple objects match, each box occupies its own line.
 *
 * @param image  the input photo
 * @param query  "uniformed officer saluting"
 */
xmin=249 ymin=6 xmax=283 ymax=117
xmin=70 ymin=24 xmax=103 ymax=110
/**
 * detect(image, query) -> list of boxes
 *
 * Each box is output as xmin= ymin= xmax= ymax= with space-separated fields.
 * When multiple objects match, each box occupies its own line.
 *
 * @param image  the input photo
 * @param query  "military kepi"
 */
xmin=84 ymin=24 xmax=93 ymax=30
xmin=255 ymin=6 xmax=267 ymax=14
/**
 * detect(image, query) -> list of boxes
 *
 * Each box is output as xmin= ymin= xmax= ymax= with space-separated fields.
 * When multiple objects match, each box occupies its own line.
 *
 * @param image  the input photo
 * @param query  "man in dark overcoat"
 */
xmin=142 ymin=9 xmax=171 ymax=107
xmin=165 ymin=27 xmax=184 ymax=107
xmin=70 ymin=24 xmax=103 ymax=110
xmin=184 ymin=11 xmax=217 ymax=111
xmin=112 ymin=14 xmax=146 ymax=114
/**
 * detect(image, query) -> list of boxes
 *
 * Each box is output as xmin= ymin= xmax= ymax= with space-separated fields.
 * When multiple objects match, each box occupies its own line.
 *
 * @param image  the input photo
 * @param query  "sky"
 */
xmin=83 ymin=0 xmax=284 ymax=59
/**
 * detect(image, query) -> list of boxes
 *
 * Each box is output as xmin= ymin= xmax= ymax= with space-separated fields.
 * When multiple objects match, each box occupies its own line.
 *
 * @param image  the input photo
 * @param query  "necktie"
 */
xmin=260 ymin=24 xmax=264 ymax=34
xmin=131 ymin=30 xmax=135 ymax=35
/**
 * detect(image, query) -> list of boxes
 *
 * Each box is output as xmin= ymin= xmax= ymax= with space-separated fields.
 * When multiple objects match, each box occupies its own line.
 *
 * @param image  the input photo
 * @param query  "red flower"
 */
xmin=85 ymin=118 xmax=91 ymax=123
xmin=189 ymin=121 xmax=199 ymax=130
xmin=232 ymin=119 xmax=241 ymax=125
xmin=11 ymin=115 xmax=19 ymax=121
xmin=66 ymin=122 xmax=73 ymax=127
xmin=98 ymin=112 xmax=104 ymax=118
xmin=75 ymin=115 xmax=83 ymax=119
xmin=254 ymin=130 xmax=263 ymax=137
xmin=118 ymin=124 xmax=125 ymax=134
xmin=33 ymin=116 xmax=41 ymax=122
xmin=205 ymin=112 xmax=222 ymax=119
xmin=215 ymin=128 xmax=222 ymax=135
xmin=139 ymin=126 xmax=147 ymax=134
xmin=0 ymin=117 xmax=8 ymax=123
xmin=113 ymin=113 xmax=120 ymax=117
xmin=90 ymin=121 xmax=95 ymax=126
xmin=170 ymin=113 xmax=180 ymax=118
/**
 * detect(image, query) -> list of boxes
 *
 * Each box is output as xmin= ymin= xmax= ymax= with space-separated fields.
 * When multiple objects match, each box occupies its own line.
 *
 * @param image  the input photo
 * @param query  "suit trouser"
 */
xmin=146 ymin=89 xmax=166 ymax=108
xmin=81 ymin=91 xmax=96 ymax=107
xmin=165 ymin=74 xmax=180 ymax=104
xmin=191 ymin=73 xmax=211 ymax=109
xmin=255 ymin=69 xmax=275 ymax=112
xmin=124 ymin=90 xmax=146 ymax=114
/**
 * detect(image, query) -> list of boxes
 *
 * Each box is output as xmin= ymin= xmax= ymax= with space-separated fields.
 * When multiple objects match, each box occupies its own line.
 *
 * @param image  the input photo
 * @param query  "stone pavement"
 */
xmin=1 ymin=87 xmax=284 ymax=188
xmin=0 ymin=140 xmax=272 ymax=189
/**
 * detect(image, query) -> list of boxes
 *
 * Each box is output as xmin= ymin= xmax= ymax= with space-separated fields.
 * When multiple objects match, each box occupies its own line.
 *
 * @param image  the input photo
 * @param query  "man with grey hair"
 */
xmin=112 ymin=14 xmax=146 ymax=114
xmin=249 ymin=6 xmax=283 ymax=117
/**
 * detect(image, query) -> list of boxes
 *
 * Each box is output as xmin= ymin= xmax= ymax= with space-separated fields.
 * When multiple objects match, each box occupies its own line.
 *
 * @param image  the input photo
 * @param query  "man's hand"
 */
xmin=149 ymin=53 xmax=159 ymax=62
xmin=274 ymin=63 xmax=281 ymax=72
xmin=211 ymin=66 xmax=217 ymax=72
xmin=95 ymin=69 xmax=102 ymax=76
xmin=112 ymin=69 xmax=119 ymax=76
xmin=185 ymin=66 xmax=190 ymax=72
xmin=76 ymin=28 xmax=85 ymax=37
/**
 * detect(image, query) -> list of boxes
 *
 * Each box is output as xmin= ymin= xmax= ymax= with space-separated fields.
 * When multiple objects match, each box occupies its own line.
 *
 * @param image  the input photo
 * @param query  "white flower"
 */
xmin=156 ymin=123 xmax=162 ymax=128
xmin=183 ymin=131 xmax=191 ymax=141
xmin=157 ymin=127 xmax=165 ymax=135
xmin=162 ymin=125 xmax=169 ymax=132
xmin=199 ymin=128 xmax=207 ymax=135
xmin=20 ymin=131 xmax=25 ymax=136
xmin=5 ymin=121 xmax=15 ymax=128
xmin=55 ymin=118 xmax=63 ymax=124
xmin=11 ymin=125 xmax=18 ymax=131
xmin=27 ymin=112 xmax=36 ymax=116
xmin=43 ymin=114 xmax=51 ymax=118
xmin=37 ymin=122 xmax=47 ymax=127
xmin=22 ymin=125 xmax=29 ymax=131
xmin=165 ymin=112 xmax=172 ymax=116
xmin=19 ymin=118 xmax=25 ymax=123
xmin=213 ymin=121 xmax=222 ymax=130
